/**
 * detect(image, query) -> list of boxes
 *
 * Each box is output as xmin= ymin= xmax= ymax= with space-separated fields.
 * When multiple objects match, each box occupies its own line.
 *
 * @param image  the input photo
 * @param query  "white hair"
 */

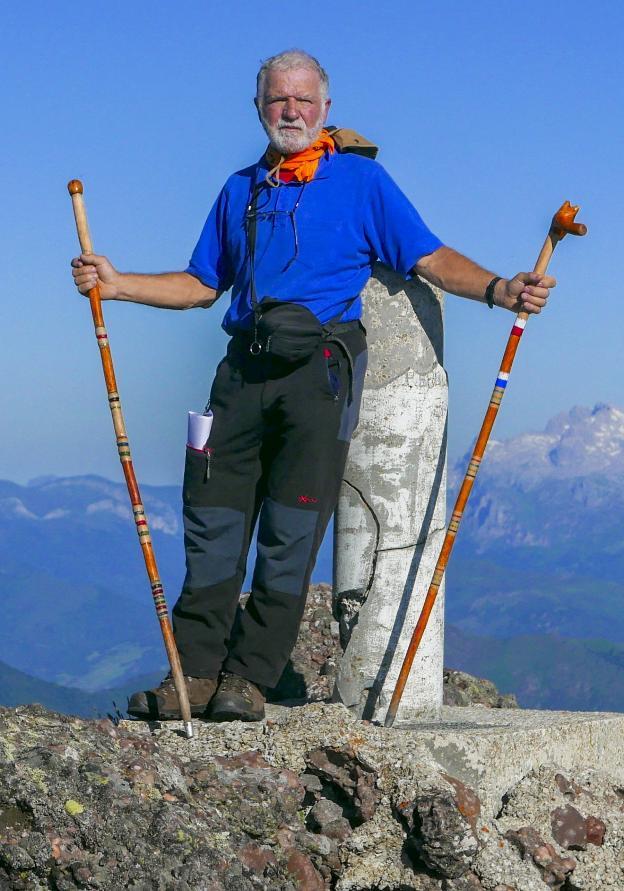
xmin=256 ymin=49 xmax=330 ymax=102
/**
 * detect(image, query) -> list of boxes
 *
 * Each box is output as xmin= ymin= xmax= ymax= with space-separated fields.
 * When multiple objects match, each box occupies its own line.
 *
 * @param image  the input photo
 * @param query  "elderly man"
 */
xmin=71 ymin=49 xmax=554 ymax=723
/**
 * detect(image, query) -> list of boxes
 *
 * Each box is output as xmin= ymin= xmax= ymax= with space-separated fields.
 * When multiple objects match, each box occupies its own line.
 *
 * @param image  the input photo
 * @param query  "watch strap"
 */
xmin=484 ymin=276 xmax=502 ymax=309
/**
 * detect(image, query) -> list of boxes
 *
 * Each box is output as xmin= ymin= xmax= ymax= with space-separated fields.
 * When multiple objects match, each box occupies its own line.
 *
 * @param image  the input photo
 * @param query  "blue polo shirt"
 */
xmin=186 ymin=150 xmax=443 ymax=334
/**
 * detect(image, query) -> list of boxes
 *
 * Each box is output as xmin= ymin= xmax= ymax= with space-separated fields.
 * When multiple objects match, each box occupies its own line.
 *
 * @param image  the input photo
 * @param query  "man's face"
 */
xmin=256 ymin=67 xmax=331 ymax=155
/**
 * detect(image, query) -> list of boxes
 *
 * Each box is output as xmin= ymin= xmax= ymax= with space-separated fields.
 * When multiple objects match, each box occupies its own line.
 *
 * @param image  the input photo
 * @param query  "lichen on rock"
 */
xmin=1 ymin=698 xmax=623 ymax=890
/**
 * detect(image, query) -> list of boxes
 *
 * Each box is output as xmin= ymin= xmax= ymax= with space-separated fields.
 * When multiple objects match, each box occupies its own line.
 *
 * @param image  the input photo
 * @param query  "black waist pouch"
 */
xmin=252 ymin=299 xmax=327 ymax=363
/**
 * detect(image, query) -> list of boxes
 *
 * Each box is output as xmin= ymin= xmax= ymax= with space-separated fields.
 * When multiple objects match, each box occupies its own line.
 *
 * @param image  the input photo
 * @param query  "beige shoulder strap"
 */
xmin=328 ymin=127 xmax=379 ymax=159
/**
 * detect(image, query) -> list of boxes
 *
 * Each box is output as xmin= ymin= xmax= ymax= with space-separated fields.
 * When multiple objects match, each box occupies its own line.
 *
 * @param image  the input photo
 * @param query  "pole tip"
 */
xmin=184 ymin=721 xmax=194 ymax=739
xmin=384 ymin=710 xmax=396 ymax=729
xmin=67 ymin=179 xmax=83 ymax=195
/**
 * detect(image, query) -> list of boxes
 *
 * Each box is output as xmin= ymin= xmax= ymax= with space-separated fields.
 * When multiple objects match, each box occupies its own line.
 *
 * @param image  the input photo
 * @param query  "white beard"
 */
xmin=260 ymin=110 xmax=325 ymax=155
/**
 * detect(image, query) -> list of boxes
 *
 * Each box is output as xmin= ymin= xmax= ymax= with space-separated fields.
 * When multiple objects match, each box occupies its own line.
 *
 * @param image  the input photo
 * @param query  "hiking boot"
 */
xmin=127 ymin=674 xmax=217 ymax=720
xmin=208 ymin=672 xmax=266 ymax=722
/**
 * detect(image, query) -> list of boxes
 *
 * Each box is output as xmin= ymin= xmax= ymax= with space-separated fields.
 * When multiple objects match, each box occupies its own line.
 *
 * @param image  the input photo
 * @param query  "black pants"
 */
xmin=172 ymin=322 xmax=368 ymax=688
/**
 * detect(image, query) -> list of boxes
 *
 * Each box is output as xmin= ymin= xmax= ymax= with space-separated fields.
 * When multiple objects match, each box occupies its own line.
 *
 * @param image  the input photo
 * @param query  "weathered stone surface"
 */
xmin=413 ymin=708 xmax=624 ymax=820
xmin=443 ymin=670 xmax=518 ymax=709
xmin=551 ymin=804 xmax=587 ymax=849
xmin=2 ymin=703 xmax=624 ymax=890
xmin=495 ymin=764 xmax=622 ymax=889
xmin=308 ymin=798 xmax=352 ymax=841
xmin=238 ymin=842 xmax=277 ymax=874
xmin=585 ymin=814 xmax=606 ymax=846
xmin=305 ymin=745 xmax=381 ymax=825
xmin=555 ymin=772 xmax=583 ymax=798
xmin=397 ymin=778 xmax=481 ymax=879
xmin=0 ymin=706 xmax=334 ymax=890
xmin=285 ymin=849 xmax=325 ymax=890
xmin=505 ymin=826 xmax=576 ymax=887
xmin=442 ymin=775 xmax=481 ymax=830
xmin=334 ymin=266 xmax=447 ymax=724
xmin=441 ymin=871 xmax=485 ymax=889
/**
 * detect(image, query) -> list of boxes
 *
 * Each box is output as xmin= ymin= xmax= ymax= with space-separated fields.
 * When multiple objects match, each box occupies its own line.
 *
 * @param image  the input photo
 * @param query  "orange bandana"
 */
xmin=265 ymin=129 xmax=335 ymax=185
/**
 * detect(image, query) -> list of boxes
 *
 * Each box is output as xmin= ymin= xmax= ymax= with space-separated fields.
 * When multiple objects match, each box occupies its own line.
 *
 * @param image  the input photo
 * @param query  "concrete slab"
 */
xmin=141 ymin=703 xmax=624 ymax=820
xmin=265 ymin=703 xmax=624 ymax=817
xmin=393 ymin=706 xmax=624 ymax=816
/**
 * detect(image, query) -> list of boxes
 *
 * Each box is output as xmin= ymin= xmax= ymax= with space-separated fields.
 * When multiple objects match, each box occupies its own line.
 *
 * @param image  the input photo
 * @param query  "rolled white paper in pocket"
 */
xmin=187 ymin=410 xmax=213 ymax=449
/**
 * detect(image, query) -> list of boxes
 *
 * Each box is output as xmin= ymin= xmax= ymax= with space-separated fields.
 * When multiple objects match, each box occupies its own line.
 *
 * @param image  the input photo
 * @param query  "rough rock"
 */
xmin=442 ymin=776 xmax=481 ymax=829
xmin=495 ymin=765 xmax=623 ymax=889
xmin=505 ymin=826 xmax=576 ymax=887
xmin=550 ymin=804 xmax=588 ymax=849
xmin=397 ymin=777 xmax=482 ymax=878
xmin=441 ymin=873 xmax=485 ymax=890
xmin=442 ymin=670 xmax=518 ymax=709
xmin=305 ymin=745 xmax=381 ymax=825
xmin=554 ymin=772 xmax=584 ymax=799
xmin=585 ymin=814 xmax=606 ymax=846
xmin=1 ymin=703 xmax=624 ymax=890
xmin=0 ymin=706 xmax=330 ymax=890
xmin=308 ymin=799 xmax=352 ymax=842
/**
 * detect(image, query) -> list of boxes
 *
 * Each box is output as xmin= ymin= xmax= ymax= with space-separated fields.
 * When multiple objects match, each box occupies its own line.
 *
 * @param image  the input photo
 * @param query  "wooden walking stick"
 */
xmin=385 ymin=201 xmax=587 ymax=728
xmin=67 ymin=179 xmax=194 ymax=739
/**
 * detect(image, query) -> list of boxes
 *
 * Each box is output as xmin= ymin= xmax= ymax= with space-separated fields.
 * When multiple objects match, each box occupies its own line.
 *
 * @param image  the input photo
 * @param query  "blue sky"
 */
xmin=1 ymin=0 xmax=621 ymax=485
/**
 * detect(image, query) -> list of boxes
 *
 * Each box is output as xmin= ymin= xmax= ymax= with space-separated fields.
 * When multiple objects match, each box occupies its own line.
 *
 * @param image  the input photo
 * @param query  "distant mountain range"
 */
xmin=0 ymin=657 xmax=161 ymax=718
xmin=445 ymin=626 xmax=624 ymax=712
xmin=5 ymin=624 xmax=624 ymax=719
xmin=0 ymin=473 xmax=330 ymax=692
xmin=0 ymin=475 xmax=183 ymax=690
xmin=446 ymin=403 xmax=624 ymax=642
xmin=0 ymin=403 xmax=623 ymax=713
xmin=6 ymin=628 xmax=624 ymax=717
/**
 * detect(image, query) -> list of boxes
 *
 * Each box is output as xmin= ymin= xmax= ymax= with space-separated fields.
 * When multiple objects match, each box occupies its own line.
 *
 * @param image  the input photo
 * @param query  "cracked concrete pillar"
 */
xmin=333 ymin=263 xmax=447 ymax=724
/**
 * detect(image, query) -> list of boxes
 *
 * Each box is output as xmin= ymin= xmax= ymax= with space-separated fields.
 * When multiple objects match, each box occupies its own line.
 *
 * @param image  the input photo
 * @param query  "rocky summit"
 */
xmin=1 ymin=701 xmax=623 ymax=890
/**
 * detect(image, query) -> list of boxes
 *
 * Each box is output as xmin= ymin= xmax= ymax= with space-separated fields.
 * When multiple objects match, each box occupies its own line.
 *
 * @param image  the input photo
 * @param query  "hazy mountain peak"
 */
xmin=26 ymin=475 xmax=59 ymax=487
xmin=0 ymin=497 xmax=38 ymax=520
xmin=0 ymin=475 xmax=180 ymax=534
xmin=455 ymin=403 xmax=624 ymax=489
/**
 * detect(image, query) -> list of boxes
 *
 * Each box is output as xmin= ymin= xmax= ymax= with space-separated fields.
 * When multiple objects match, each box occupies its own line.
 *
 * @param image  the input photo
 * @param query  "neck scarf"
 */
xmin=265 ymin=129 xmax=335 ymax=185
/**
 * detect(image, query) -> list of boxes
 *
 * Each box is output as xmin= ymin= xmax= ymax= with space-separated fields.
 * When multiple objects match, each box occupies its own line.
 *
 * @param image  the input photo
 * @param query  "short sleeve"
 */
xmin=363 ymin=164 xmax=443 ymax=276
xmin=185 ymin=186 xmax=234 ymax=292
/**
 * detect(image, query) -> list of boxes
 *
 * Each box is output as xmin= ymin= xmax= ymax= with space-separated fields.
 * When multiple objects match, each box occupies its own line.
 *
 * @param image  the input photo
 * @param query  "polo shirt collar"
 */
xmin=253 ymin=147 xmax=334 ymax=187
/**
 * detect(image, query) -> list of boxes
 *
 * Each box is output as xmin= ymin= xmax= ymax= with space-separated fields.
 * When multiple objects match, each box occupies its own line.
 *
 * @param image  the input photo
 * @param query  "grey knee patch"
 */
xmin=254 ymin=498 xmax=319 ymax=596
xmin=183 ymin=505 xmax=245 ymax=588
xmin=338 ymin=348 xmax=368 ymax=441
